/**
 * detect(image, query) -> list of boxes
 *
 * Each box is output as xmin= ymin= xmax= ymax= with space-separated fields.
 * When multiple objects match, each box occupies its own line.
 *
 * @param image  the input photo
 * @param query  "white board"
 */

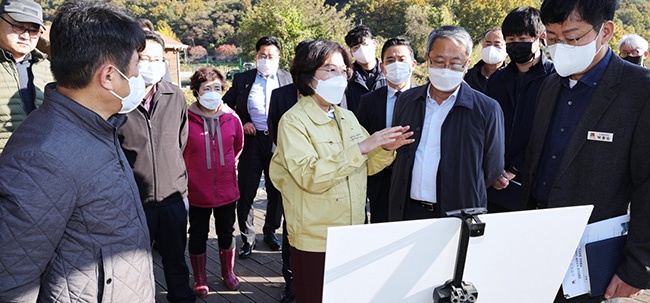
xmin=323 ymin=205 xmax=593 ymax=303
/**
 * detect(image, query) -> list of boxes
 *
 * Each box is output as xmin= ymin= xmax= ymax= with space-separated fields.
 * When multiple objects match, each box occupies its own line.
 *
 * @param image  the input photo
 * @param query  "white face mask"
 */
xmin=138 ymin=61 xmax=166 ymax=85
xmin=109 ymin=68 xmax=146 ymax=114
xmin=481 ymin=45 xmax=507 ymax=65
xmin=199 ymin=91 xmax=223 ymax=110
xmin=256 ymin=58 xmax=279 ymax=76
xmin=384 ymin=61 xmax=412 ymax=85
xmin=547 ymin=28 xmax=604 ymax=77
xmin=428 ymin=67 xmax=465 ymax=92
xmin=353 ymin=44 xmax=375 ymax=64
xmin=313 ymin=75 xmax=348 ymax=105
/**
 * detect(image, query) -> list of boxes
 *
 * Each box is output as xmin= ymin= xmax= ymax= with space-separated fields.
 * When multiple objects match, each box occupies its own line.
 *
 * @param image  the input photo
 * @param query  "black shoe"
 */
xmin=279 ymin=287 xmax=295 ymax=303
xmin=239 ymin=240 xmax=256 ymax=259
xmin=264 ymin=233 xmax=282 ymax=251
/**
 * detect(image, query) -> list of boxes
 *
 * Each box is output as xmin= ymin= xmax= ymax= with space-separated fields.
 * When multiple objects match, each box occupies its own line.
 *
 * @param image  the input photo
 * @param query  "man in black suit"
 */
xmin=522 ymin=1 xmax=650 ymax=302
xmin=356 ymin=37 xmax=416 ymax=223
xmin=266 ymin=38 xmax=313 ymax=303
xmin=344 ymin=25 xmax=387 ymax=113
xmin=223 ymin=36 xmax=292 ymax=258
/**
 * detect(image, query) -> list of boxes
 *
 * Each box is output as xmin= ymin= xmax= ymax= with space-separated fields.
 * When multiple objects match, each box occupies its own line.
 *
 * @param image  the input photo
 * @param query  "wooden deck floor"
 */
xmin=152 ymin=186 xmax=650 ymax=303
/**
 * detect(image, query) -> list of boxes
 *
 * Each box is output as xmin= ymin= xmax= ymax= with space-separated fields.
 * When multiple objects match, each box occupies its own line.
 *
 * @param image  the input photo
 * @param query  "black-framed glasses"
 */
xmin=0 ymin=15 xmax=42 ymax=38
xmin=547 ymin=24 xmax=602 ymax=47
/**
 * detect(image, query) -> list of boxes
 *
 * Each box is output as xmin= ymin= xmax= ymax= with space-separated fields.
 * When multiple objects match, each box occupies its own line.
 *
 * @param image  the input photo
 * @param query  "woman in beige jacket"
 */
xmin=269 ymin=39 xmax=413 ymax=303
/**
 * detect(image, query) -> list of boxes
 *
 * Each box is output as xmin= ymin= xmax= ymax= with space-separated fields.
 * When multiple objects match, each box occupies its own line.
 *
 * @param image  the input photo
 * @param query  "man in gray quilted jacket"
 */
xmin=0 ymin=1 xmax=155 ymax=302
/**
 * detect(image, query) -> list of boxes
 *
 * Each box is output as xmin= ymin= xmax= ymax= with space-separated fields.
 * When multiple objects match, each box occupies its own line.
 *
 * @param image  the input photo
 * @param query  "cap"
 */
xmin=0 ymin=0 xmax=44 ymax=28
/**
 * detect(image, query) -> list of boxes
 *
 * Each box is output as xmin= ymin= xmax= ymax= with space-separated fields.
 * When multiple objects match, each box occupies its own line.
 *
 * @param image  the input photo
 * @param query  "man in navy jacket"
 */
xmin=389 ymin=26 xmax=505 ymax=221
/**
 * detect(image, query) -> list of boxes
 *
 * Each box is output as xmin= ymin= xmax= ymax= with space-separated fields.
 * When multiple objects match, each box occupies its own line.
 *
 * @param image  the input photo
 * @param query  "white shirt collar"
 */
xmin=426 ymin=83 xmax=460 ymax=104
xmin=387 ymin=82 xmax=411 ymax=98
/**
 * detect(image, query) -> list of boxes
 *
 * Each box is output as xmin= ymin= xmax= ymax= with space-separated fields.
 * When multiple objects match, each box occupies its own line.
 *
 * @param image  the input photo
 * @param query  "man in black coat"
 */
xmin=356 ymin=37 xmax=416 ymax=223
xmin=484 ymin=7 xmax=555 ymax=212
xmin=523 ymin=0 xmax=650 ymax=301
xmin=344 ymin=25 xmax=386 ymax=113
xmin=223 ymin=36 xmax=292 ymax=258
xmin=389 ymin=26 xmax=505 ymax=221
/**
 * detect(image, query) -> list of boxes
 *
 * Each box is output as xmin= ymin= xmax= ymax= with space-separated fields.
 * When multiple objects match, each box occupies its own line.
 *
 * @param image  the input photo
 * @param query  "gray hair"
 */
xmin=618 ymin=34 xmax=648 ymax=53
xmin=426 ymin=25 xmax=473 ymax=58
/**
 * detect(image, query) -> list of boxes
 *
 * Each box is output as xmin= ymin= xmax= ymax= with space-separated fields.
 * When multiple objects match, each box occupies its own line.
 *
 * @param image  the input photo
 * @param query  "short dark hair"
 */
xmin=345 ymin=25 xmax=373 ymax=48
xmin=290 ymin=39 xmax=352 ymax=96
xmin=381 ymin=37 xmax=414 ymax=62
xmin=139 ymin=18 xmax=154 ymax=31
xmin=189 ymin=67 xmax=227 ymax=98
xmin=502 ymin=7 xmax=545 ymax=38
xmin=50 ymin=1 xmax=145 ymax=89
xmin=145 ymin=31 xmax=165 ymax=49
xmin=255 ymin=36 xmax=282 ymax=53
xmin=540 ymin=0 xmax=617 ymax=27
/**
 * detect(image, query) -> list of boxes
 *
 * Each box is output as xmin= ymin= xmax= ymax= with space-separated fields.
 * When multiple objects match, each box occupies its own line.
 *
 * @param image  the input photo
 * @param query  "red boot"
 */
xmin=220 ymin=248 xmax=240 ymax=290
xmin=189 ymin=253 xmax=209 ymax=297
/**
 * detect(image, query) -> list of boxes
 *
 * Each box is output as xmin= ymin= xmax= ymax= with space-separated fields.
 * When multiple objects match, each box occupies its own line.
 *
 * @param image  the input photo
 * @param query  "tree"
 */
xmin=347 ymin=0 xmax=410 ymax=41
xmin=215 ymin=44 xmax=241 ymax=59
xmin=188 ymin=45 xmax=208 ymax=60
xmin=404 ymin=4 xmax=456 ymax=61
xmin=157 ymin=21 xmax=180 ymax=41
xmin=456 ymin=0 xmax=541 ymax=43
xmin=211 ymin=0 xmax=245 ymax=45
xmin=237 ymin=0 xmax=353 ymax=68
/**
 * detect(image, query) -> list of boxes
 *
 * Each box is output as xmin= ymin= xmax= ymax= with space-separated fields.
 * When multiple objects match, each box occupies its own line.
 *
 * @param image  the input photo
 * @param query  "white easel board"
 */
xmin=323 ymin=205 xmax=593 ymax=303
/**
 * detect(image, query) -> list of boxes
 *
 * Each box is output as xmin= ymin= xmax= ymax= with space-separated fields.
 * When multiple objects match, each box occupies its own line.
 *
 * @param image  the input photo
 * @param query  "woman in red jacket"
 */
xmin=185 ymin=67 xmax=244 ymax=296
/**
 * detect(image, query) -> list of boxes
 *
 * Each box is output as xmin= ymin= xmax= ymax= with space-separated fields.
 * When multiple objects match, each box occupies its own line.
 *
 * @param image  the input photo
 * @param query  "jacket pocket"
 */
xmin=301 ymin=192 xmax=351 ymax=240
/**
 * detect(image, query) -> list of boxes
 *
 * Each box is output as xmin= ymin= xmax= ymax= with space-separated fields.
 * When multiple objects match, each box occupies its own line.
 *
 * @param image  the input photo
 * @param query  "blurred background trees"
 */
xmin=36 ymin=0 xmax=650 ymax=68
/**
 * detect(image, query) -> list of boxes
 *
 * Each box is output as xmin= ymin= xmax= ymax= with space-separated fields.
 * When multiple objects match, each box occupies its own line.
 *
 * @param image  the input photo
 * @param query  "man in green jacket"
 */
xmin=0 ymin=0 xmax=54 ymax=153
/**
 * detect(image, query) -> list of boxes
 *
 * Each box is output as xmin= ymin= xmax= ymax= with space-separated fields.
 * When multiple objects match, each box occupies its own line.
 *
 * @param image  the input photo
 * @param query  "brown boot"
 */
xmin=220 ymin=248 xmax=240 ymax=290
xmin=189 ymin=253 xmax=209 ymax=297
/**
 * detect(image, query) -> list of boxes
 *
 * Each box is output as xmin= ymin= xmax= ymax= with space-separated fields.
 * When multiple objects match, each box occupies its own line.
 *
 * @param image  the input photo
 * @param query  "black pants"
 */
xmin=145 ymin=199 xmax=195 ymax=303
xmin=282 ymin=220 xmax=292 ymax=291
xmin=237 ymin=133 xmax=283 ymax=243
xmin=367 ymin=169 xmax=392 ymax=223
xmin=403 ymin=198 xmax=442 ymax=220
xmin=188 ymin=203 xmax=237 ymax=252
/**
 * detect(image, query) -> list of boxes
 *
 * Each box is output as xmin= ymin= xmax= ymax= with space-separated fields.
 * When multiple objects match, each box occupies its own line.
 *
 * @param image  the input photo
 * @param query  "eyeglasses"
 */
xmin=139 ymin=55 xmax=166 ymax=63
xmin=0 ymin=15 xmax=42 ymax=38
xmin=547 ymin=24 xmax=601 ymax=47
xmin=620 ymin=49 xmax=643 ymax=57
xmin=428 ymin=59 xmax=468 ymax=72
xmin=317 ymin=65 xmax=352 ymax=79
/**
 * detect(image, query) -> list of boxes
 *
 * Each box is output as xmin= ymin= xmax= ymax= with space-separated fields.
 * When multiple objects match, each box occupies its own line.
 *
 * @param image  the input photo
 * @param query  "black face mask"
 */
xmin=622 ymin=55 xmax=644 ymax=66
xmin=506 ymin=42 xmax=534 ymax=64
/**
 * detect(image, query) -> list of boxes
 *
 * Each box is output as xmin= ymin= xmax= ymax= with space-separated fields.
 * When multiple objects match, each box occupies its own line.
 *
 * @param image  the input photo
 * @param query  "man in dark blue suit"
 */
xmin=389 ymin=26 xmax=505 ymax=221
xmin=523 ymin=0 xmax=650 ymax=301
xmin=223 ymin=36 xmax=292 ymax=258
xmin=266 ymin=39 xmax=313 ymax=303
xmin=266 ymin=82 xmax=298 ymax=303
xmin=356 ymin=37 xmax=416 ymax=223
